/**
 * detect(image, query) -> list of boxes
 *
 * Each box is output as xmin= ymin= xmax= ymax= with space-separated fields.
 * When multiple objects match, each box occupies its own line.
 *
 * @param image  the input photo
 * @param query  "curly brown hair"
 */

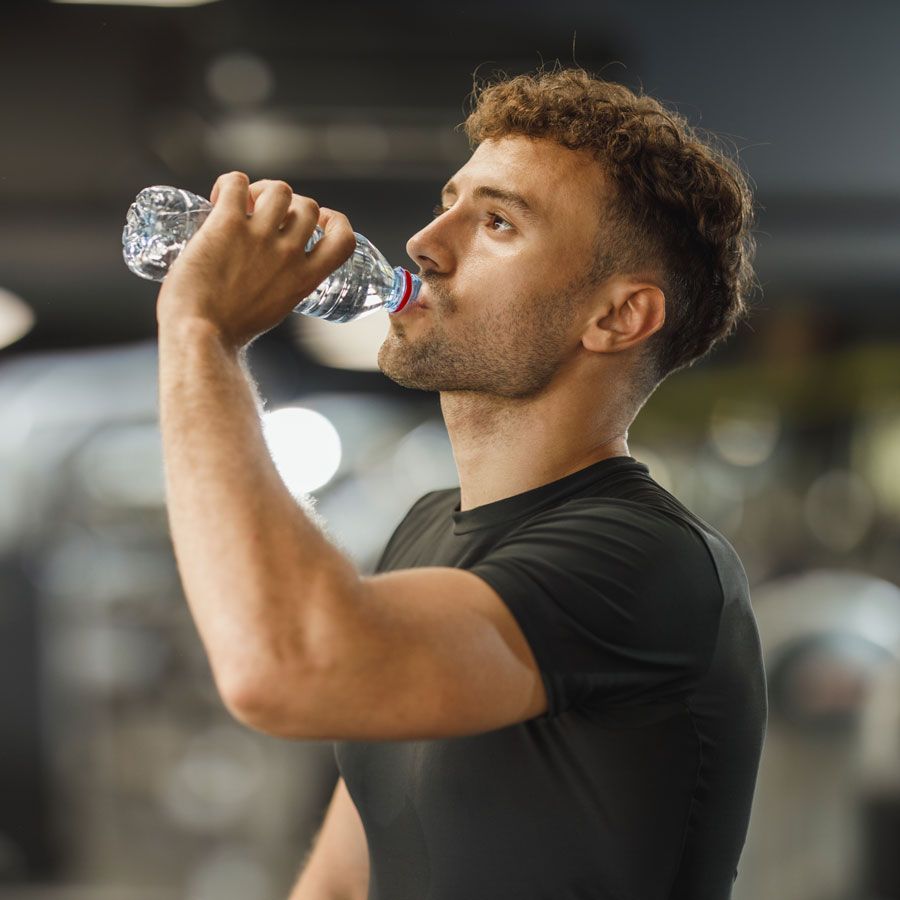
xmin=464 ymin=68 xmax=757 ymax=384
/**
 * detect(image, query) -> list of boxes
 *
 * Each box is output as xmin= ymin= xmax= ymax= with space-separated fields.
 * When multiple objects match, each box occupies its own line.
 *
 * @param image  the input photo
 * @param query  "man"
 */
xmin=157 ymin=69 xmax=767 ymax=899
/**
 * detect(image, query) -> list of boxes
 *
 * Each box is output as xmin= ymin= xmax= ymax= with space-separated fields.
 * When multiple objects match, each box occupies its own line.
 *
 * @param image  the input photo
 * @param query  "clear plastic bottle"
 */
xmin=122 ymin=185 xmax=421 ymax=322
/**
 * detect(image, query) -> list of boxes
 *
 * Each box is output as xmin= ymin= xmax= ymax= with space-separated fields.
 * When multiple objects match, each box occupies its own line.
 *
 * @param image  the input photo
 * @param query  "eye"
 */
xmin=432 ymin=203 xmax=447 ymax=218
xmin=487 ymin=212 xmax=515 ymax=232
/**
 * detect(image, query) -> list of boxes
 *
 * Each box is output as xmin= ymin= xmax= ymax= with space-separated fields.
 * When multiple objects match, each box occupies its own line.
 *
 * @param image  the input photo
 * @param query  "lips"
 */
xmin=389 ymin=277 xmax=435 ymax=316
xmin=403 ymin=287 xmax=430 ymax=312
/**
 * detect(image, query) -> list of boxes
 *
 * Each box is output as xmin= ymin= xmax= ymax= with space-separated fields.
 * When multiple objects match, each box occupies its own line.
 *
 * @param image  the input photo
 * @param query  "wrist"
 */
xmin=157 ymin=308 xmax=244 ymax=357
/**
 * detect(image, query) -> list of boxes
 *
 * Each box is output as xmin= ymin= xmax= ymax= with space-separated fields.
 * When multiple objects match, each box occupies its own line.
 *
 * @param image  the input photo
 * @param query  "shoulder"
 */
xmin=469 ymin=496 xmax=734 ymax=713
xmin=475 ymin=496 xmax=729 ymax=642
xmin=498 ymin=495 xmax=721 ymax=573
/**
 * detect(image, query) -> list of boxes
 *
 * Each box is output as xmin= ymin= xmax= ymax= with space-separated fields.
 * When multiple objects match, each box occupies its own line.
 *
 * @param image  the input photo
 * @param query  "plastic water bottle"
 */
xmin=122 ymin=185 xmax=421 ymax=322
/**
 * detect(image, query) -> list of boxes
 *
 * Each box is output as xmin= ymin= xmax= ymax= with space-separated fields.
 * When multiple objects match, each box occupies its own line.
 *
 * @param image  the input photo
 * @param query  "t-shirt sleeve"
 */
xmin=469 ymin=500 xmax=725 ymax=719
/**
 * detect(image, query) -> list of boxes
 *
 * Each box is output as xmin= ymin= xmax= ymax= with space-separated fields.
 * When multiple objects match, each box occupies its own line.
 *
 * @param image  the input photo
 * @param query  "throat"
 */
xmin=440 ymin=392 xmax=629 ymax=510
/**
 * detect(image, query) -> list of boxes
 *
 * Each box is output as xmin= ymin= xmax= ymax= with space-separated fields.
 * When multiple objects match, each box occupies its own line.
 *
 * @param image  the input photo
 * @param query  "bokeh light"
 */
xmin=0 ymin=287 xmax=34 ymax=350
xmin=709 ymin=397 xmax=781 ymax=467
xmin=261 ymin=407 xmax=342 ymax=496
xmin=206 ymin=52 xmax=274 ymax=108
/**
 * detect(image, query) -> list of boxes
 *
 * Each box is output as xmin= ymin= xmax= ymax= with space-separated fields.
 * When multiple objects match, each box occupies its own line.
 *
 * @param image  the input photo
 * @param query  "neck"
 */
xmin=441 ymin=381 xmax=632 ymax=511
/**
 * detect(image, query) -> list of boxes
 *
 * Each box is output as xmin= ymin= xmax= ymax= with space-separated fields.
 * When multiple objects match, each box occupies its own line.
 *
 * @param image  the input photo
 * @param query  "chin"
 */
xmin=377 ymin=345 xmax=446 ymax=392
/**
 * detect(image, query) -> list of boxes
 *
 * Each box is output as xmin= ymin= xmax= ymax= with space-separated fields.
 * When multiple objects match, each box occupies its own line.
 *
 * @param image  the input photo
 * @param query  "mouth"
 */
xmin=413 ymin=277 xmax=435 ymax=308
xmin=391 ymin=285 xmax=429 ymax=315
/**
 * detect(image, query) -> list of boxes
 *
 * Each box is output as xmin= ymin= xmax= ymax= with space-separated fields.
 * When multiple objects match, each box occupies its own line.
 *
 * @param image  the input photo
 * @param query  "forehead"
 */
xmin=446 ymin=135 xmax=606 ymax=219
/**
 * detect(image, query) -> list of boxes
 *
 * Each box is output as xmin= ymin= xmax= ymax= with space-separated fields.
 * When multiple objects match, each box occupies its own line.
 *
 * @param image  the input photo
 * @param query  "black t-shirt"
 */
xmin=334 ymin=457 xmax=767 ymax=900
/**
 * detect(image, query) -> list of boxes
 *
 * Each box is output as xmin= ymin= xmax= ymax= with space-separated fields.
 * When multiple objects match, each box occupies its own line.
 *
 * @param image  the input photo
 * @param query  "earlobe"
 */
xmin=581 ymin=283 xmax=666 ymax=354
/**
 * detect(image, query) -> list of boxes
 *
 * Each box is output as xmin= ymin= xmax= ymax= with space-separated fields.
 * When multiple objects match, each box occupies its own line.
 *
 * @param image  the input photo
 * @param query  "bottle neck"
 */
xmin=386 ymin=268 xmax=421 ymax=313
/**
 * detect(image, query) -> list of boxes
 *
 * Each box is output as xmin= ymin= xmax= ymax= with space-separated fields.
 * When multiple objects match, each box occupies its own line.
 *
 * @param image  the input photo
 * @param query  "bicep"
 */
xmin=301 ymin=510 xmax=719 ymax=738
xmin=262 ymin=566 xmax=548 ymax=741
xmin=289 ymin=777 xmax=369 ymax=900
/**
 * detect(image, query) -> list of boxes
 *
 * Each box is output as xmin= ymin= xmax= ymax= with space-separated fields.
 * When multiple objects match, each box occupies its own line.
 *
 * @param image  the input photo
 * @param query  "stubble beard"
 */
xmin=377 ymin=273 xmax=583 ymax=400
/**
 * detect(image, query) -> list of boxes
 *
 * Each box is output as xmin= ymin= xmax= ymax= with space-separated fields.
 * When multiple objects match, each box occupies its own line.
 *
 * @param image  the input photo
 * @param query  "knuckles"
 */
xmin=201 ymin=173 xmax=355 ymax=288
xmin=293 ymin=196 xmax=320 ymax=220
xmin=267 ymin=179 xmax=294 ymax=200
xmin=217 ymin=171 xmax=250 ymax=189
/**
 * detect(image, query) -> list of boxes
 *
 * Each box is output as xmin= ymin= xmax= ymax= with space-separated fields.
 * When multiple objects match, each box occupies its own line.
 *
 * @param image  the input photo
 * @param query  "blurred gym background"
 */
xmin=1 ymin=0 xmax=899 ymax=897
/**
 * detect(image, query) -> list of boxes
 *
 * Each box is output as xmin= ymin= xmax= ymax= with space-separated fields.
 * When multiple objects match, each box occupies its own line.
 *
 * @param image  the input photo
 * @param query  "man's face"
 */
xmin=377 ymin=136 xmax=607 ymax=398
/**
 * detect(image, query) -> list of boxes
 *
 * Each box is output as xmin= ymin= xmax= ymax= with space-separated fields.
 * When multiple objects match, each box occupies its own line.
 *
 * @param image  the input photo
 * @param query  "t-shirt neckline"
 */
xmin=451 ymin=455 xmax=648 ymax=535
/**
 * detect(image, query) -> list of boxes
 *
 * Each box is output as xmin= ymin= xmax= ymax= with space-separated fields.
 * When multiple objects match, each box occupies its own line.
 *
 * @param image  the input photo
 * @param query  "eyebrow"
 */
xmin=441 ymin=181 xmax=539 ymax=221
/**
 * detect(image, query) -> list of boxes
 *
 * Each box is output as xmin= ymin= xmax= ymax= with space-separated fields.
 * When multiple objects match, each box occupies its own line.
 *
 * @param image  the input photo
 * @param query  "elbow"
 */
xmin=211 ymin=645 xmax=328 ymax=738
xmin=217 ymin=671 xmax=276 ymax=731
xmin=206 ymin=574 xmax=361 ymax=736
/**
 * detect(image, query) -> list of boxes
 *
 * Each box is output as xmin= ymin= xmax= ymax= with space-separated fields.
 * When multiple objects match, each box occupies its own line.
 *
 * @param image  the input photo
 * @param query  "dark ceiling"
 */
xmin=2 ymin=0 xmax=899 ymax=358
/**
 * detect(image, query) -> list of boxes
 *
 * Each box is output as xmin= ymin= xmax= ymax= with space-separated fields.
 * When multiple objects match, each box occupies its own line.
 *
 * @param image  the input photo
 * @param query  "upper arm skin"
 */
xmin=231 ymin=566 xmax=548 ymax=741
xmin=289 ymin=777 xmax=368 ymax=900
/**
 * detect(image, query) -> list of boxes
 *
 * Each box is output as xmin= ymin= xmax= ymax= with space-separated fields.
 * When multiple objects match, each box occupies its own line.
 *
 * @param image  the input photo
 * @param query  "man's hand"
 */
xmin=156 ymin=172 xmax=356 ymax=350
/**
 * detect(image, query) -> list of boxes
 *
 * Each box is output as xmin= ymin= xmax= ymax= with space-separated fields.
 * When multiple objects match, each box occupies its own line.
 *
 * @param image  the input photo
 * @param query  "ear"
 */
xmin=580 ymin=280 xmax=666 ymax=354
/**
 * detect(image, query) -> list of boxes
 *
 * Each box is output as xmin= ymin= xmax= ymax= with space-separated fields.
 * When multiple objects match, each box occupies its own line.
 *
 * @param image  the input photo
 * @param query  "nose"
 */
xmin=406 ymin=212 xmax=452 ymax=275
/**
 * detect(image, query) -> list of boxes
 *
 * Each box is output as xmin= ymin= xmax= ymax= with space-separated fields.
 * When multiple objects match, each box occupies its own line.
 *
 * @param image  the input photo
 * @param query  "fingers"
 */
xmin=309 ymin=207 xmax=357 ymax=270
xmin=208 ymin=175 xmax=325 ymax=244
xmin=201 ymin=173 xmax=355 ymax=295
xmin=318 ymin=207 xmax=349 ymax=233
xmin=250 ymin=180 xmax=313 ymax=234
xmin=209 ymin=172 xmax=251 ymax=217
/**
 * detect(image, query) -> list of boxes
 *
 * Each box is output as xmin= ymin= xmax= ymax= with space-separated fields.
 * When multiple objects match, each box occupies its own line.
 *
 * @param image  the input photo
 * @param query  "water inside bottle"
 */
xmin=294 ymin=232 xmax=397 ymax=322
xmin=122 ymin=187 xmax=212 ymax=282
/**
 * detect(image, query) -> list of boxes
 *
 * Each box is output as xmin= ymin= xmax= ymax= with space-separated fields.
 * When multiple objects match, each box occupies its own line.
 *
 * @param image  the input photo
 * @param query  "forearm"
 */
xmin=289 ymin=865 xmax=356 ymax=900
xmin=287 ymin=778 xmax=369 ymax=900
xmin=158 ymin=316 xmax=360 ymax=710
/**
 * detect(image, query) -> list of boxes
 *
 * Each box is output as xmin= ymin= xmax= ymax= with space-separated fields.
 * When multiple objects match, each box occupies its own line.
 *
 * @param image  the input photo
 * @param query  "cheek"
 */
xmin=459 ymin=256 xmax=525 ymax=309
